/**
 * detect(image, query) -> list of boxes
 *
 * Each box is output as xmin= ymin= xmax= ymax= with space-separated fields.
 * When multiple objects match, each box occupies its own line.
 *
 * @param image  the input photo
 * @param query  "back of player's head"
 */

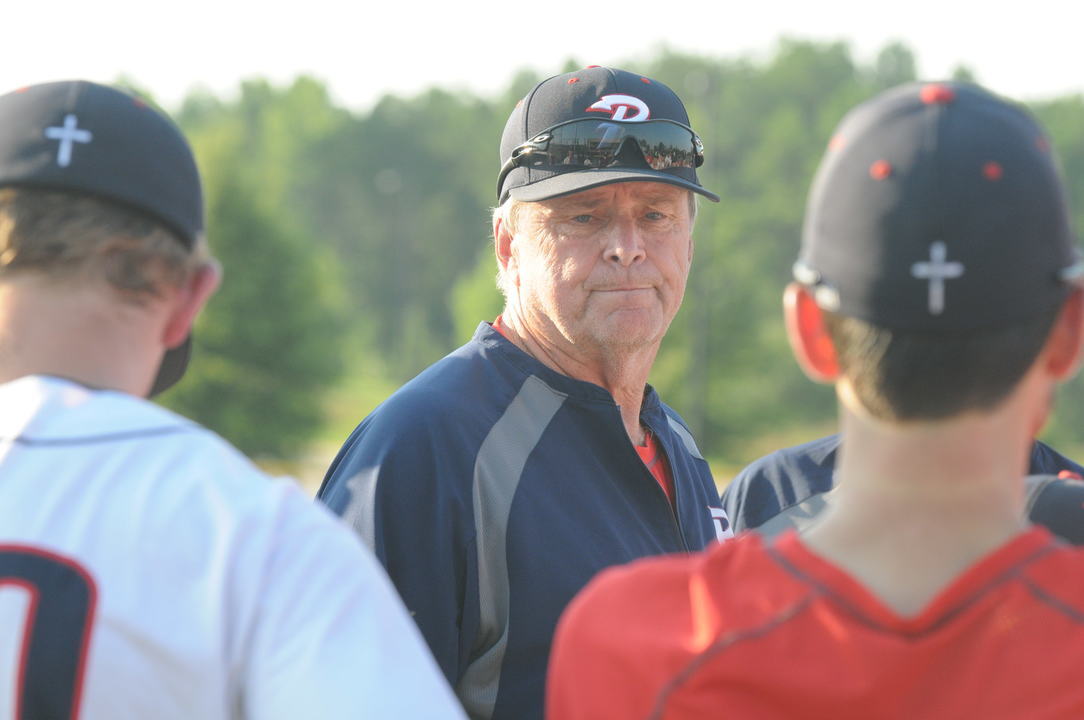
xmin=795 ymin=81 xmax=1083 ymax=420
xmin=0 ymin=80 xmax=207 ymax=394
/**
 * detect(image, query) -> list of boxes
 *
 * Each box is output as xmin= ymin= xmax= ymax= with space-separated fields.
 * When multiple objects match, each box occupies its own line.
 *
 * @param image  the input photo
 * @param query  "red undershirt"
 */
xmin=491 ymin=317 xmax=676 ymax=509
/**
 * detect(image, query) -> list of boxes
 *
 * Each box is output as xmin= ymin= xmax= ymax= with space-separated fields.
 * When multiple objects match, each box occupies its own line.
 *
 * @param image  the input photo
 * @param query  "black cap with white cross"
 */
xmin=0 ymin=80 xmax=203 ymax=247
xmin=795 ymin=81 xmax=1084 ymax=331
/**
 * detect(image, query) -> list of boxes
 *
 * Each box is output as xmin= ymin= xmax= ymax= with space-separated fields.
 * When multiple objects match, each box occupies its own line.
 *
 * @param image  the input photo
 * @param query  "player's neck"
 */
xmin=801 ymin=389 xmax=1040 ymax=616
xmin=497 ymin=309 xmax=656 ymax=443
xmin=0 ymin=277 xmax=163 ymax=395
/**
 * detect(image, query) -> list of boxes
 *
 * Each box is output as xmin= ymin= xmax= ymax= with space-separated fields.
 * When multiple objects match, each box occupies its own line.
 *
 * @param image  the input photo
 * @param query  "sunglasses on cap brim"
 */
xmin=496 ymin=118 xmax=705 ymax=201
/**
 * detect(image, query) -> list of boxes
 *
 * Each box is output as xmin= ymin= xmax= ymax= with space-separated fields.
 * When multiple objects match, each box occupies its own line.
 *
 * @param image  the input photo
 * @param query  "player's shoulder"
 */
xmin=366 ymin=333 xmax=527 ymax=429
xmin=722 ymin=435 xmax=841 ymax=531
xmin=1010 ymin=536 xmax=1084 ymax=630
xmin=132 ymin=407 xmax=367 ymax=577
xmin=329 ymin=331 xmax=554 ymax=475
xmin=733 ymin=434 xmax=841 ymax=486
xmin=3 ymin=376 xmax=349 ymax=558
xmin=1025 ymin=474 xmax=1084 ymax=545
xmin=61 ymin=380 xmax=309 ymax=517
xmin=2 ymin=374 xmax=190 ymax=436
xmin=115 ymin=392 xmax=273 ymax=489
xmin=1021 ymin=528 xmax=1084 ymax=608
xmin=1028 ymin=439 xmax=1084 ymax=477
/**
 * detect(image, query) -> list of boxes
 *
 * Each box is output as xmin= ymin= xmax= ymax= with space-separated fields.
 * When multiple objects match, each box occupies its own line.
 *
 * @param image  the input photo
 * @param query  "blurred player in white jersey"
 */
xmin=0 ymin=80 xmax=464 ymax=720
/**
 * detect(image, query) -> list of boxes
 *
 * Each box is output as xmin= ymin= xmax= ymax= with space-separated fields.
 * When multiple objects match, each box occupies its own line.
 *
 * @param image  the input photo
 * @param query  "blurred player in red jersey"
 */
xmin=546 ymin=81 xmax=1084 ymax=719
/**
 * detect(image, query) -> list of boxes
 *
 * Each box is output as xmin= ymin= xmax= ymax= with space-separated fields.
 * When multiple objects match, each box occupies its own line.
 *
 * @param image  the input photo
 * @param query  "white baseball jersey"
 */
xmin=0 ymin=375 xmax=465 ymax=720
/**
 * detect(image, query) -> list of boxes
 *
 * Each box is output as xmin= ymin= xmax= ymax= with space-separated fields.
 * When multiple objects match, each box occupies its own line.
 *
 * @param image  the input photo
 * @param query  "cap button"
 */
xmin=870 ymin=160 xmax=893 ymax=180
xmin=920 ymin=83 xmax=956 ymax=105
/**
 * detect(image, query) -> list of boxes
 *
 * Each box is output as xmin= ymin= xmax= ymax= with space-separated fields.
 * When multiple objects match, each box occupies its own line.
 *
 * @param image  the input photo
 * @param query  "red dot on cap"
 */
xmin=983 ymin=161 xmax=1003 ymax=181
xmin=640 ymin=77 xmax=652 ymax=84
xmin=828 ymin=134 xmax=846 ymax=151
xmin=585 ymin=65 xmax=601 ymax=69
xmin=567 ymin=78 xmax=579 ymax=84
xmin=920 ymin=83 xmax=956 ymax=105
xmin=870 ymin=160 xmax=893 ymax=180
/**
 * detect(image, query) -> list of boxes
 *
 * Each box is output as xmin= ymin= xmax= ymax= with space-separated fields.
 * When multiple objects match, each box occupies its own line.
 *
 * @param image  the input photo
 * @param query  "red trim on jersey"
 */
xmin=770 ymin=529 xmax=1055 ymax=633
xmin=636 ymin=430 xmax=675 ymax=508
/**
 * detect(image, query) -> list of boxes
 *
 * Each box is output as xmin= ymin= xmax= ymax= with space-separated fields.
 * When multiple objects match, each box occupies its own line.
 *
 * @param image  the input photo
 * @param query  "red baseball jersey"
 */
xmin=547 ymin=527 xmax=1084 ymax=719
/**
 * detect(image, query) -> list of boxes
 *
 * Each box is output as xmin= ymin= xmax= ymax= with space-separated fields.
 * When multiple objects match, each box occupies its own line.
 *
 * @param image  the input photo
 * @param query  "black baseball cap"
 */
xmin=497 ymin=66 xmax=720 ymax=205
xmin=796 ymin=81 xmax=1083 ymax=331
xmin=0 ymin=80 xmax=204 ymax=395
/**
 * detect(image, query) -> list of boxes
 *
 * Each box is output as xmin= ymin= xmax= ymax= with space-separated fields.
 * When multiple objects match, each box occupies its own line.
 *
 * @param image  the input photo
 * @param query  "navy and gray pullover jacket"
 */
xmin=317 ymin=323 xmax=727 ymax=720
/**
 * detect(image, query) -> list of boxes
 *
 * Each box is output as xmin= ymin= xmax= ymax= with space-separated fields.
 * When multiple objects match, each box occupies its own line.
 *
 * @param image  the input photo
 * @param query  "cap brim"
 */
xmin=148 ymin=333 xmax=192 ymax=397
xmin=508 ymin=168 xmax=720 ymax=204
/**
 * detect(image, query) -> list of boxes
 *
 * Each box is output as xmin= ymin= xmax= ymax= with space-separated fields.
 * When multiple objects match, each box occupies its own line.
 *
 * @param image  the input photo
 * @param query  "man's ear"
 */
xmin=783 ymin=282 xmax=839 ymax=383
xmin=1043 ymin=286 xmax=1084 ymax=380
xmin=162 ymin=260 xmax=222 ymax=349
xmin=494 ymin=214 xmax=516 ymax=278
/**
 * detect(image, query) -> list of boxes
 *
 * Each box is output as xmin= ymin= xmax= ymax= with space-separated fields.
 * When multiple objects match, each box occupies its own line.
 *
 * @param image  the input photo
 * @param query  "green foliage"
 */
xmin=160 ymin=170 xmax=348 ymax=457
xmin=284 ymin=88 xmax=506 ymax=378
xmin=151 ymin=42 xmax=1084 ymax=472
xmin=871 ymin=42 xmax=917 ymax=89
xmin=450 ymin=244 xmax=505 ymax=344
xmin=1025 ymin=97 xmax=1084 ymax=459
xmin=158 ymin=124 xmax=350 ymax=459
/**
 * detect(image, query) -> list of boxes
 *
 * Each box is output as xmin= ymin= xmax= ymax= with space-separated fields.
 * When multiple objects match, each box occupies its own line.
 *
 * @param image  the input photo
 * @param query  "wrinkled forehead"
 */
xmin=535 ymin=180 xmax=692 ymax=212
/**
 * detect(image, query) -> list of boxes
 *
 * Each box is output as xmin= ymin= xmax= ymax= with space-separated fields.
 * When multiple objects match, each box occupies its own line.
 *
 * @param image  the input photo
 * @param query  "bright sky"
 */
xmin=5 ymin=0 xmax=1082 ymax=113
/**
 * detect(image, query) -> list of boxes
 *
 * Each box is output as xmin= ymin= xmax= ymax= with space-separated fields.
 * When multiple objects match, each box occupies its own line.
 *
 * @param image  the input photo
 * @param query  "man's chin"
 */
xmin=587 ymin=311 xmax=667 ymax=349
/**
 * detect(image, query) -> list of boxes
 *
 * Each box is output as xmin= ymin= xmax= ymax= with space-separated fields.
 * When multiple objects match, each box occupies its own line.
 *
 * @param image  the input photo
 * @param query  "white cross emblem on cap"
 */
xmin=911 ymin=241 xmax=965 ymax=315
xmin=44 ymin=114 xmax=93 ymax=168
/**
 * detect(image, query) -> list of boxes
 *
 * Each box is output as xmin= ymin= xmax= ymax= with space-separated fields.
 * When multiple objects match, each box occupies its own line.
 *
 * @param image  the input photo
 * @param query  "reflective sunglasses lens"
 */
xmin=519 ymin=120 xmax=700 ymax=171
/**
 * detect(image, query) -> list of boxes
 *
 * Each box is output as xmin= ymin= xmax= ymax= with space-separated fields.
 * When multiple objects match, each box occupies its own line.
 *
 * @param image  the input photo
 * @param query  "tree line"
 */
xmin=143 ymin=40 xmax=1084 ymax=476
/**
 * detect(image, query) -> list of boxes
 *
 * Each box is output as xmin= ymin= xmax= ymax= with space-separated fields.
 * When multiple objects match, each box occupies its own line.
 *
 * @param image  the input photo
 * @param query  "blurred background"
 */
xmin=9 ymin=1 xmax=1084 ymax=491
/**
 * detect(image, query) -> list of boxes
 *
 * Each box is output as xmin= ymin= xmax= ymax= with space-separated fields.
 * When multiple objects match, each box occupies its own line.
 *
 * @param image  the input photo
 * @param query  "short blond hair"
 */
xmin=0 ymin=187 xmax=209 ymax=304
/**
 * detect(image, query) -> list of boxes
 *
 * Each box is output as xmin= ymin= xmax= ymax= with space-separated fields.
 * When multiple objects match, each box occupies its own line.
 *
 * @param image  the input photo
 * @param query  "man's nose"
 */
xmin=604 ymin=218 xmax=646 ymax=267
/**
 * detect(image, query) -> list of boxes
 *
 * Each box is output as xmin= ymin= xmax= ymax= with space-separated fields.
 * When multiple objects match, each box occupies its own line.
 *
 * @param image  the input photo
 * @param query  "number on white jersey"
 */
xmin=0 ymin=545 xmax=96 ymax=720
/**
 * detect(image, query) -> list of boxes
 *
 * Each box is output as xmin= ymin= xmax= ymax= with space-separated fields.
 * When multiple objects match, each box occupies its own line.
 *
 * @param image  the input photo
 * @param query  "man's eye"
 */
xmin=571 ymin=214 xmax=593 ymax=224
xmin=645 ymin=211 xmax=665 ymax=221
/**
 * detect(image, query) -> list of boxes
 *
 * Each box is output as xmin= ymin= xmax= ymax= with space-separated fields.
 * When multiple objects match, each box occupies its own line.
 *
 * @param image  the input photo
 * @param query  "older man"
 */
xmin=317 ymin=66 xmax=729 ymax=720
